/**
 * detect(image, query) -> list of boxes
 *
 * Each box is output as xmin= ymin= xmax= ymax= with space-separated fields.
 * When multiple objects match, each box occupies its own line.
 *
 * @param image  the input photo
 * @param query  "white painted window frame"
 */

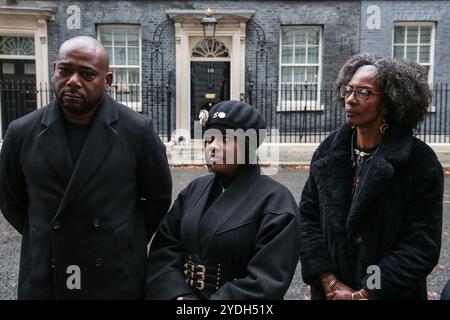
xmin=277 ymin=25 xmax=323 ymax=112
xmin=97 ymin=25 xmax=142 ymax=112
xmin=392 ymin=21 xmax=435 ymax=85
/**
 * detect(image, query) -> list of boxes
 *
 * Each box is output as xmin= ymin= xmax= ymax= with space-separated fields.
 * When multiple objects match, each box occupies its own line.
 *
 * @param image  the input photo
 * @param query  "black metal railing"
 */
xmin=247 ymin=82 xmax=450 ymax=144
xmin=1 ymin=80 xmax=449 ymax=144
xmin=0 ymin=80 xmax=173 ymax=142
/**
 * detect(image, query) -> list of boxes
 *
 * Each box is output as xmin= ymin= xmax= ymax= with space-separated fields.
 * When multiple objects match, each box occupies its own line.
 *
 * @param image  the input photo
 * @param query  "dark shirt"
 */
xmin=64 ymin=121 xmax=90 ymax=164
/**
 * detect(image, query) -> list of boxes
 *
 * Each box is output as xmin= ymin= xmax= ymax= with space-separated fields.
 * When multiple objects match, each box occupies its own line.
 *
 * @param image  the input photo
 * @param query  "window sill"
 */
xmin=276 ymin=102 xmax=324 ymax=112
xmin=121 ymin=101 xmax=142 ymax=113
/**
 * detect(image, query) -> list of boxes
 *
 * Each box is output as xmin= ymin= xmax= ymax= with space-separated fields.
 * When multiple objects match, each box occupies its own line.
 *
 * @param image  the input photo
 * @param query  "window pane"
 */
xmin=24 ymin=63 xmax=35 ymax=75
xmin=419 ymin=46 xmax=430 ymax=63
xmin=306 ymin=67 xmax=318 ymax=82
xmin=127 ymin=29 xmax=139 ymax=46
xmin=128 ymin=48 xmax=139 ymax=65
xmin=114 ymin=29 xmax=126 ymax=46
xmin=307 ymin=29 xmax=320 ymax=45
xmin=99 ymin=29 xmax=113 ymax=46
xmin=114 ymin=47 xmax=126 ymax=65
xmin=282 ymin=29 xmax=295 ymax=45
xmin=406 ymin=27 xmax=418 ymax=44
xmin=294 ymin=46 xmax=306 ymax=64
xmin=406 ymin=45 xmax=417 ymax=60
xmin=2 ymin=62 xmax=14 ymax=74
xmin=306 ymin=84 xmax=318 ymax=100
xmin=114 ymin=68 xmax=127 ymax=84
xmin=394 ymin=27 xmax=405 ymax=43
xmin=307 ymin=46 xmax=319 ymax=64
xmin=281 ymin=66 xmax=292 ymax=83
xmin=280 ymin=84 xmax=293 ymax=100
xmin=393 ymin=45 xmax=404 ymax=58
xmin=129 ymin=68 xmax=139 ymax=84
xmin=420 ymin=27 xmax=432 ymax=44
xmin=282 ymin=46 xmax=294 ymax=64
xmin=0 ymin=36 xmax=35 ymax=56
xmin=293 ymin=67 xmax=306 ymax=82
xmin=106 ymin=47 xmax=113 ymax=62
xmin=294 ymin=29 xmax=307 ymax=45
xmin=293 ymin=84 xmax=303 ymax=100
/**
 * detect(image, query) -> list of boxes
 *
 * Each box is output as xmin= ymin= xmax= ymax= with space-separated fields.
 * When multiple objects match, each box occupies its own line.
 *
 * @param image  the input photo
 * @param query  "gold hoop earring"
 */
xmin=379 ymin=119 xmax=389 ymax=135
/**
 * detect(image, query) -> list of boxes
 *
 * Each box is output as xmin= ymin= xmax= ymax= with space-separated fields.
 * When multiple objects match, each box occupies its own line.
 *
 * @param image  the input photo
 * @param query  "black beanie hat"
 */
xmin=203 ymin=100 xmax=266 ymax=133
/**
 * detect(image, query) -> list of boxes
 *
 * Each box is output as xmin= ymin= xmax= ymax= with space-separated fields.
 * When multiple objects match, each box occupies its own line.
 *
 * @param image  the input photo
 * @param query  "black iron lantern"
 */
xmin=201 ymin=8 xmax=217 ymax=38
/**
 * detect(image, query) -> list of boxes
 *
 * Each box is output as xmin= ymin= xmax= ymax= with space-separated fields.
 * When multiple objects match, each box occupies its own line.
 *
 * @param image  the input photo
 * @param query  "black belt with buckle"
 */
xmin=184 ymin=254 xmax=241 ymax=294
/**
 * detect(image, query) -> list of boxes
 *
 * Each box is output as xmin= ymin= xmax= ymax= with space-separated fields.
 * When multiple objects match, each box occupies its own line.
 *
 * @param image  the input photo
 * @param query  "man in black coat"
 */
xmin=0 ymin=36 xmax=172 ymax=299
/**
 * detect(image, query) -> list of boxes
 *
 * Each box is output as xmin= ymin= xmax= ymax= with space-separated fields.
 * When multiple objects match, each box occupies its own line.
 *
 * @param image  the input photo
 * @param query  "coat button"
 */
xmin=92 ymin=217 xmax=100 ymax=228
xmin=53 ymin=221 xmax=62 ymax=230
xmin=95 ymin=258 xmax=103 ymax=268
xmin=355 ymin=235 xmax=363 ymax=244
xmin=50 ymin=258 xmax=55 ymax=269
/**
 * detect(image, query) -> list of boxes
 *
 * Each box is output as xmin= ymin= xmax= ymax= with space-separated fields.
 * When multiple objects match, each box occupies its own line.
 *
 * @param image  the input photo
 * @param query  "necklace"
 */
xmin=219 ymin=179 xmax=225 ymax=193
xmin=351 ymin=129 xmax=377 ymax=194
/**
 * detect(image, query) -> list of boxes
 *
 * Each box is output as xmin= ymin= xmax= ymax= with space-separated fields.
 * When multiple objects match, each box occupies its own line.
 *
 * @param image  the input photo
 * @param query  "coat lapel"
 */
xmin=38 ymin=99 xmax=74 ymax=186
xmin=311 ymin=125 xmax=354 ymax=234
xmin=181 ymin=175 xmax=215 ymax=253
xmin=52 ymin=95 xmax=118 ymax=221
xmin=199 ymin=166 xmax=261 ymax=254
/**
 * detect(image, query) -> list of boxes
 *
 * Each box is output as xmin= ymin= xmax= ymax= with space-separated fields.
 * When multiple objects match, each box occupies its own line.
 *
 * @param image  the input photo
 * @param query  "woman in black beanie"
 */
xmin=146 ymin=100 xmax=300 ymax=300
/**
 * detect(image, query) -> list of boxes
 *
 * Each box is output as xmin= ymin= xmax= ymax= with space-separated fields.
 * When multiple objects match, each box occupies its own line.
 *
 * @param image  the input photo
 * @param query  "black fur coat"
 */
xmin=299 ymin=124 xmax=443 ymax=300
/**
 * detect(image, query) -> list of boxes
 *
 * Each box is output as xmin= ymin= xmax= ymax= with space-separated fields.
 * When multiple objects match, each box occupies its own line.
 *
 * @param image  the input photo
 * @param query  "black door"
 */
xmin=191 ymin=61 xmax=230 ymax=136
xmin=0 ymin=59 xmax=37 ymax=137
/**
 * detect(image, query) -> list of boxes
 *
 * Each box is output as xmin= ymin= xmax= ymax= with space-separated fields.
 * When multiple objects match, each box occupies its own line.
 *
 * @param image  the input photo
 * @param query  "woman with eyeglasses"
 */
xmin=146 ymin=100 xmax=300 ymax=300
xmin=299 ymin=54 xmax=443 ymax=300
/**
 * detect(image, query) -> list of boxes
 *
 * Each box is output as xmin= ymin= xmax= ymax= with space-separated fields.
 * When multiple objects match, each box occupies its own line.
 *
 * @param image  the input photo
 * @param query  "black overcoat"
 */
xmin=0 ymin=95 xmax=172 ymax=299
xmin=299 ymin=124 xmax=443 ymax=300
xmin=146 ymin=165 xmax=300 ymax=299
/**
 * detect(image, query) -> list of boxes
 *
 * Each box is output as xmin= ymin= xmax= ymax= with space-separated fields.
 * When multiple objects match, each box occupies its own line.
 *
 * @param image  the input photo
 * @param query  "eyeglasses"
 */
xmin=339 ymin=86 xmax=379 ymax=100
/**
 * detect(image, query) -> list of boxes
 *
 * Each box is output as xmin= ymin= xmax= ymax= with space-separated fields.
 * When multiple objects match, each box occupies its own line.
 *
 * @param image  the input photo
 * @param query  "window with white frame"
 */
xmin=279 ymin=26 xmax=322 ymax=111
xmin=97 ymin=25 xmax=141 ymax=111
xmin=392 ymin=23 xmax=435 ymax=82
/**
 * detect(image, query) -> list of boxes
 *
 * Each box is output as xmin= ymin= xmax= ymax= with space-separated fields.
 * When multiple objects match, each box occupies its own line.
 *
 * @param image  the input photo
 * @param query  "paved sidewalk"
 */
xmin=166 ymin=142 xmax=450 ymax=168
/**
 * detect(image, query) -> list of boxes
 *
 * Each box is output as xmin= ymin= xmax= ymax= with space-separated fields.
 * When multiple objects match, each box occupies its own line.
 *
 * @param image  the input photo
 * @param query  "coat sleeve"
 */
xmin=209 ymin=210 xmax=300 ymax=300
xmin=362 ymin=159 xmax=443 ymax=299
xmin=298 ymin=152 xmax=334 ymax=285
xmin=137 ymin=118 xmax=172 ymax=241
xmin=146 ymin=190 xmax=196 ymax=299
xmin=0 ymin=124 xmax=28 ymax=234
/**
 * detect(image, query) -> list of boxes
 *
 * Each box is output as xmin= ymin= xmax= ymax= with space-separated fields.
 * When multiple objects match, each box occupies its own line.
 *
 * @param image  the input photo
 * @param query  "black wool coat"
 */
xmin=146 ymin=165 xmax=300 ymax=299
xmin=0 ymin=95 xmax=172 ymax=299
xmin=299 ymin=124 xmax=443 ymax=300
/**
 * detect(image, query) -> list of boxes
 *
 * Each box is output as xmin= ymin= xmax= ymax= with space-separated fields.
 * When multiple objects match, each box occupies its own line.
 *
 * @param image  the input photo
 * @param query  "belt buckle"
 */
xmin=195 ymin=279 xmax=205 ymax=291
xmin=194 ymin=264 xmax=205 ymax=290
xmin=195 ymin=264 xmax=205 ymax=281
xmin=184 ymin=261 xmax=206 ymax=291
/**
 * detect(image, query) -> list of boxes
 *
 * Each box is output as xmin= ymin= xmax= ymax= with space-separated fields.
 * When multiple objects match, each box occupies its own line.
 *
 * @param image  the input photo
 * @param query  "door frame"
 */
xmin=0 ymin=8 xmax=55 ymax=138
xmin=169 ymin=15 xmax=249 ymax=142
